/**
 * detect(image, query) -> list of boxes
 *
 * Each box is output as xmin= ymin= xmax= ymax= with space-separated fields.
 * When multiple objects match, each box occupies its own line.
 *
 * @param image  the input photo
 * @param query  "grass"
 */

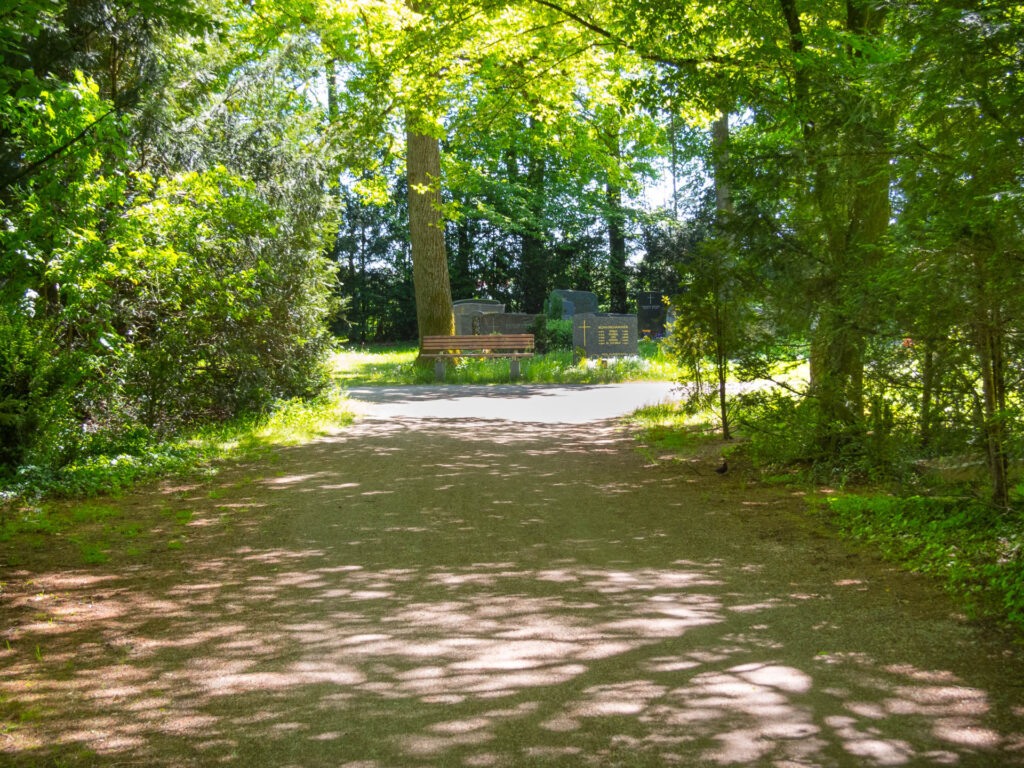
xmin=0 ymin=385 xmax=353 ymax=565
xmin=623 ymin=402 xmax=724 ymax=454
xmin=0 ymin=387 xmax=354 ymax=507
xmin=813 ymin=492 xmax=1024 ymax=630
xmin=332 ymin=344 xmax=419 ymax=385
xmin=333 ymin=339 xmax=682 ymax=386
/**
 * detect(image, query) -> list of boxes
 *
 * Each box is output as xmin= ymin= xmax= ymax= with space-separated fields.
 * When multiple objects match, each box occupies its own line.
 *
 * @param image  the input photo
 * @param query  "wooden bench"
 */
xmin=420 ymin=334 xmax=535 ymax=381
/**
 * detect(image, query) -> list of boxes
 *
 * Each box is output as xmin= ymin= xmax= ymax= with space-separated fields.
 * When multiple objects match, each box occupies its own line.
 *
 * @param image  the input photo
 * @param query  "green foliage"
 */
xmin=544 ymin=294 xmax=564 ymax=322
xmin=333 ymin=340 xmax=679 ymax=386
xmin=113 ymin=167 xmax=336 ymax=427
xmin=331 ymin=346 xmax=420 ymax=385
xmin=528 ymin=315 xmax=573 ymax=355
xmin=1 ymin=388 xmax=352 ymax=502
xmin=1 ymin=0 xmax=1021 ymax=520
xmin=331 ymin=182 xmax=417 ymax=343
xmin=732 ymin=389 xmax=917 ymax=484
xmin=1 ymin=9 xmax=339 ymax=489
xmin=625 ymin=402 xmax=720 ymax=453
xmin=819 ymin=494 xmax=1024 ymax=628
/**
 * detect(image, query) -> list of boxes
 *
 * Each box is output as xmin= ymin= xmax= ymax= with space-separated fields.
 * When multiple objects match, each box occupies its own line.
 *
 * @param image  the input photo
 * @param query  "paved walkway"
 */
xmin=346 ymin=382 xmax=679 ymax=423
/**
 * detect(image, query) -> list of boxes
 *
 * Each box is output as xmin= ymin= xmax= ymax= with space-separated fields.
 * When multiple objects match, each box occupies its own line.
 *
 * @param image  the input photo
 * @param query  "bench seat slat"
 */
xmin=420 ymin=333 xmax=535 ymax=381
xmin=420 ymin=334 xmax=534 ymax=352
xmin=420 ymin=345 xmax=533 ymax=352
xmin=419 ymin=352 xmax=534 ymax=358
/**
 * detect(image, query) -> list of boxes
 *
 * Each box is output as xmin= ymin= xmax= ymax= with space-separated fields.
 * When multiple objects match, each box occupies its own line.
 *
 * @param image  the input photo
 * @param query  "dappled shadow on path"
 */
xmin=345 ymin=382 xmax=678 ymax=424
xmin=1 ymin=416 xmax=1023 ymax=766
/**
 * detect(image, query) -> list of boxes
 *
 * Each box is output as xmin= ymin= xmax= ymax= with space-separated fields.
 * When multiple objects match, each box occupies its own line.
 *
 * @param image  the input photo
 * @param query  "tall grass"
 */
xmin=332 ymin=345 xmax=420 ymax=385
xmin=333 ymin=339 xmax=681 ymax=386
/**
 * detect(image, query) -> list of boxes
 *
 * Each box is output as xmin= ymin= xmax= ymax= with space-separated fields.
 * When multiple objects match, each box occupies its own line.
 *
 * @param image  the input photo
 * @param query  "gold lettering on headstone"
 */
xmin=594 ymin=324 xmax=629 ymax=346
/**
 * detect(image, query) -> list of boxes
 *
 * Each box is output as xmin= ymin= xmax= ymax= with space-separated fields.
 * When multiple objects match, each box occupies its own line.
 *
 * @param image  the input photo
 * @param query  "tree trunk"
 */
xmin=406 ymin=127 xmax=454 ymax=346
xmin=452 ymin=214 xmax=474 ymax=301
xmin=606 ymin=128 xmax=627 ymax=314
xmin=919 ymin=342 xmax=934 ymax=449
xmin=712 ymin=112 xmax=733 ymax=218
xmin=711 ymin=109 xmax=733 ymax=440
xmin=975 ymin=305 xmax=1009 ymax=509
xmin=669 ymin=110 xmax=679 ymax=219
xmin=347 ymin=248 xmax=358 ymax=341
xmin=521 ymin=130 xmax=547 ymax=313
xmin=326 ymin=59 xmax=339 ymax=123
xmin=787 ymin=0 xmax=890 ymax=452
xmin=715 ymin=302 xmax=731 ymax=441
xmin=607 ymin=182 xmax=627 ymax=313
xmin=521 ymin=231 xmax=547 ymax=312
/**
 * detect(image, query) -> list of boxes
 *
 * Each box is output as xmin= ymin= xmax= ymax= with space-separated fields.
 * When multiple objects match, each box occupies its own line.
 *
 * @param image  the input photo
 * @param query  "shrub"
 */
xmin=529 ymin=315 xmax=573 ymax=354
xmin=733 ymin=388 xmax=916 ymax=483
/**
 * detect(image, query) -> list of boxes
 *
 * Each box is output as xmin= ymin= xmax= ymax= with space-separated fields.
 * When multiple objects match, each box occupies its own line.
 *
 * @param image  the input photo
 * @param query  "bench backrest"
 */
xmin=421 ymin=334 xmax=534 ymax=352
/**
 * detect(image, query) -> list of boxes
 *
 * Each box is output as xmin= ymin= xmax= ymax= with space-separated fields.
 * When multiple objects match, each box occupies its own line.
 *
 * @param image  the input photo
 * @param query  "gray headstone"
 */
xmin=458 ymin=310 xmax=484 ymax=335
xmin=573 ymin=313 xmax=639 ymax=358
xmin=453 ymin=299 xmax=504 ymax=334
xmin=637 ymin=291 xmax=667 ymax=337
xmin=478 ymin=312 xmax=541 ymax=335
xmin=550 ymin=289 xmax=599 ymax=318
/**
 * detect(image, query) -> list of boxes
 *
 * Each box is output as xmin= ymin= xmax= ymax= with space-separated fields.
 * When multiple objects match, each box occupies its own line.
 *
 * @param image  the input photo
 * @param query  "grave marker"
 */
xmin=572 ymin=313 xmax=639 ymax=359
xmin=637 ymin=291 xmax=667 ymax=337
xmin=549 ymin=289 xmax=599 ymax=319
xmin=453 ymin=299 xmax=504 ymax=335
xmin=478 ymin=312 xmax=541 ymax=335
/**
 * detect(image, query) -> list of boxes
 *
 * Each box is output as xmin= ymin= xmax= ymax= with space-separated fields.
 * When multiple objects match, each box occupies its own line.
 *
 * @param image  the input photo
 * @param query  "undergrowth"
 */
xmin=624 ymin=402 xmax=722 ymax=454
xmin=814 ymin=493 xmax=1024 ymax=630
xmin=0 ymin=388 xmax=353 ymax=504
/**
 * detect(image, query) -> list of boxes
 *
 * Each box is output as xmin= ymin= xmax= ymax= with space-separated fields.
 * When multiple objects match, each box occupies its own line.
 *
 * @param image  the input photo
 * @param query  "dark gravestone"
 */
xmin=453 ymin=299 xmax=504 ymax=335
xmin=573 ymin=313 xmax=639 ymax=358
xmin=478 ymin=312 xmax=541 ymax=335
xmin=549 ymin=289 xmax=599 ymax=319
xmin=637 ymin=291 xmax=667 ymax=337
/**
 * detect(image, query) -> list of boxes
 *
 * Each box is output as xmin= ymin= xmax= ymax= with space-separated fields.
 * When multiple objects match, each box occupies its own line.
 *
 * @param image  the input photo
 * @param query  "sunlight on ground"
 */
xmin=1 ymin=404 xmax=1021 ymax=767
xmin=332 ymin=346 xmax=419 ymax=386
xmin=2 ymin=552 xmax=1017 ymax=766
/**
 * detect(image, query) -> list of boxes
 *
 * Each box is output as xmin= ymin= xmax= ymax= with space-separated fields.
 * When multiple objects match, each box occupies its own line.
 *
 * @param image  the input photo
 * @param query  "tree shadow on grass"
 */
xmin=1 ymin=416 xmax=1022 ymax=766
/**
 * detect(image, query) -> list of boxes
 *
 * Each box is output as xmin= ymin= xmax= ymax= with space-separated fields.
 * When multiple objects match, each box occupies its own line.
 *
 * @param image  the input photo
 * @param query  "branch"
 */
xmin=0 ymin=106 xmax=119 ymax=191
xmin=476 ymin=40 xmax=604 ymax=129
xmin=527 ymin=0 xmax=733 ymax=70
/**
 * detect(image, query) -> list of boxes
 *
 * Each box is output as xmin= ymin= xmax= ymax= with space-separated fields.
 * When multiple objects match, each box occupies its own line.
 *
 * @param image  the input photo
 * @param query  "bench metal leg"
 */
xmin=510 ymin=358 xmax=520 ymax=381
xmin=435 ymin=359 xmax=445 ymax=381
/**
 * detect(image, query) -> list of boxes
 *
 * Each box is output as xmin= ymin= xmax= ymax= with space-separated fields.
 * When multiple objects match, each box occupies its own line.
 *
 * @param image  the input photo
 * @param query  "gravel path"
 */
xmin=1 ymin=383 xmax=1022 ymax=767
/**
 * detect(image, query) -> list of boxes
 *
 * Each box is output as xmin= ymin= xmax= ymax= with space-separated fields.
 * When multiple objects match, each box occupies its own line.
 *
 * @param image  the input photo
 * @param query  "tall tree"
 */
xmin=406 ymin=125 xmax=455 ymax=341
xmin=403 ymin=1 xmax=455 ymax=342
xmin=887 ymin=0 xmax=1024 ymax=506
xmin=605 ymin=125 xmax=628 ymax=314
